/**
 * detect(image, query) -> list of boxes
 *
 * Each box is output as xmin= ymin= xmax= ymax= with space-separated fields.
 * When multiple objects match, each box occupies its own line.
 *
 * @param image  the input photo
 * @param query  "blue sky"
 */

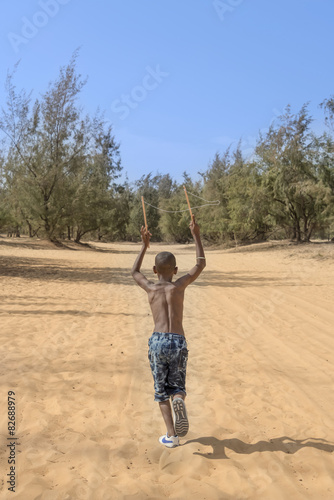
xmin=1 ymin=0 xmax=333 ymax=183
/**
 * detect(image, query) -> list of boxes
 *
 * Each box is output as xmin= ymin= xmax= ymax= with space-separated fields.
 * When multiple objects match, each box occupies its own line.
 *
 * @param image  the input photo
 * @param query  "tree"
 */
xmin=199 ymin=152 xmax=231 ymax=242
xmin=127 ymin=173 xmax=177 ymax=241
xmin=62 ymin=125 xmax=121 ymax=243
xmin=104 ymin=181 xmax=132 ymax=241
xmin=0 ymin=51 xmax=121 ymax=241
xmin=198 ymin=148 xmax=271 ymax=244
xmin=227 ymin=152 xmax=271 ymax=243
xmin=255 ymin=105 xmax=330 ymax=242
xmin=311 ymin=105 xmax=334 ymax=239
xmin=320 ymin=95 xmax=334 ymax=132
xmin=159 ymin=173 xmax=201 ymax=243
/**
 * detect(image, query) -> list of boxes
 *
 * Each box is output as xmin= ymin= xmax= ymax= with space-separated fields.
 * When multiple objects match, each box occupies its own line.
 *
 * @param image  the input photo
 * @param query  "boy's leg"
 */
xmin=148 ymin=334 xmax=173 ymax=434
xmin=172 ymin=397 xmax=189 ymax=437
xmin=172 ymin=392 xmax=185 ymax=400
xmin=159 ymin=400 xmax=176 ymax=437
xmin=167 ymin=342 xmax=189 ymax=437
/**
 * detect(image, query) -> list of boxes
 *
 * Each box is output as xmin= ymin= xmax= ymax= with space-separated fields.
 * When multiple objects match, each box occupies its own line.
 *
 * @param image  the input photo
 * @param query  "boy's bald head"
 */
xmin=155 ymin=251 xmax=177 ymax=274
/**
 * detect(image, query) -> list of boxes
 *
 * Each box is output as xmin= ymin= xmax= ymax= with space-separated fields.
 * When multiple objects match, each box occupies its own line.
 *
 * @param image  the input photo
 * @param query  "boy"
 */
xmin=131 ymin=215 xmax=206 ymax=448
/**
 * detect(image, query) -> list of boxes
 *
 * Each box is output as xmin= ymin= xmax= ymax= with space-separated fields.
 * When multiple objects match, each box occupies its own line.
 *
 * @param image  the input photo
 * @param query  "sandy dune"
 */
xmin=0 ymin=237 xmax=333 ymax=500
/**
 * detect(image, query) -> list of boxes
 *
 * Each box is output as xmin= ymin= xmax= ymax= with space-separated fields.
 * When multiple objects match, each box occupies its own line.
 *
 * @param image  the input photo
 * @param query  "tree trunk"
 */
xmin=291 ymin=225 xmax=297 ymax=240
xmin=43 ymin=194 xmax=53 ymax=240
xmin=26 ymin=220 xmax=33 ymax=238
xmin=75 ymin=231 xmax=82 ymax=243
xmin=295 ymin=220 xmax=301 ymax=242
xmin=305 ymin=222 xmax=313 ymax=242
xmin=67 ymin=226 xmax=71 ymax=240
xmin=303 ymin=217 xmax=309 ymax=242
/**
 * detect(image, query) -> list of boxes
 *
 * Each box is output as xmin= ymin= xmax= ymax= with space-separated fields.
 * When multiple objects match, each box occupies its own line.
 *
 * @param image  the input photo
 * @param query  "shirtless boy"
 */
xmin=131 ymin=215 xmax=206 ymax=448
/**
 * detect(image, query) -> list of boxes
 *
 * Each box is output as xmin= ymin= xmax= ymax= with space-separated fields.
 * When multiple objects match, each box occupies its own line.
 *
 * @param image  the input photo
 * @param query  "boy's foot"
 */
xmin=159 ymin=434 xmax=179 ymax=448
xmin=172 ymin=398 xmax=189 ymax=437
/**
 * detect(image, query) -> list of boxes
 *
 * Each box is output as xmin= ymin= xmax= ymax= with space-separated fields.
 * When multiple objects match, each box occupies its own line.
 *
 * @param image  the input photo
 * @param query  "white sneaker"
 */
xmin=159 ymin=434 xmax=179 ymax=448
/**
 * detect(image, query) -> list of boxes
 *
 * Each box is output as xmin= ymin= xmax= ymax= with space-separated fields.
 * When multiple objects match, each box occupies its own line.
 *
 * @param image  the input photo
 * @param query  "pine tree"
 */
xmin=255 ymin=105 xmax=329 ymax=242
xmin=0 ymin=52 xmax=121 ymax=242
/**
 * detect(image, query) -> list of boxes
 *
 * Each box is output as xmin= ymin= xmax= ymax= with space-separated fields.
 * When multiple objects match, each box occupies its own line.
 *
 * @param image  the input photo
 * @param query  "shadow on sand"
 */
xmin=0 ymin=255 xmax=135 ymax=285
xmin=0 ymin=237 xmax=139 ymax=254
xmin=184 ymin=435 xmax=334 ymax=459
xmin=192 ymin=270 xmax=298 ymax=288
xmin=0 ymin=254 xmax=295 ymax=287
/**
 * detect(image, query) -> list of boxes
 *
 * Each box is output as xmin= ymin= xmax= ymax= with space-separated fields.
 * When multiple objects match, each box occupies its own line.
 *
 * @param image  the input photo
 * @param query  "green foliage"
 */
xmin=127 ymin=173 xmax=177 ymax=241
xmin=0 ymin=59 xmax=333 ymax=245
xmin=255 ymin=105 xmax=330 ymax=241
xmin=159 ymin=175 xmax=201 ymax=243
xmin=227 ymin=160 xmax=271 ymax=242
xmin=320 ymin=95 xmax=334 ymax=132
xmin=199 ymin=152 xmax=231 ymax=242
xmin=198 ymin=149 xmax=271 ymax=243
xmin=0 ymin=52 xmax=122 ymax=242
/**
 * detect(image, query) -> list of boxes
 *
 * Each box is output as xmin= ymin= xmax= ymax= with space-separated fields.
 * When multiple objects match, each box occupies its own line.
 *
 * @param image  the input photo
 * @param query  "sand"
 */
xmin=0 ymin=236 xmax=333 ymax=500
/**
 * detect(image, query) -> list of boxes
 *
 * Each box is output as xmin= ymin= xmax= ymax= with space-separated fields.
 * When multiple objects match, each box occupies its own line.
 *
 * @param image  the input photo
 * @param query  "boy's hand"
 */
xmin=189 ymin=215 xmax=200 ymax=238
xmin=140 ymin=226 xmax=152 ymax=247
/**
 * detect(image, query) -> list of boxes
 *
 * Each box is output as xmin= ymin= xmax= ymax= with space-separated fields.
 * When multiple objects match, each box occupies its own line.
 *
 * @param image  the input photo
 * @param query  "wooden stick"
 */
xmin=141 ymin=196 xmax=149 ymax=247
xmin=141 ymin=196 xmax=148 ymax=231
xmin=183 ymin=185 xmax=193 ymax=219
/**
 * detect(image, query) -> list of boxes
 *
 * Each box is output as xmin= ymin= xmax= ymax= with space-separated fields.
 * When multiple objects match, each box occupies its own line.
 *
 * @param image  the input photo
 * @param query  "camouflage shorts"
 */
xmin=148 ymin=332 xmax=188 ymax=402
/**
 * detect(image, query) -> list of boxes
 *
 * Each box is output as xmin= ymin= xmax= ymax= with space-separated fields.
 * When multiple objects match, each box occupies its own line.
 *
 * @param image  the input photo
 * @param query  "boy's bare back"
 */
xmin=146 ymin=279 xmax=186 ymax=335
xmin=131 ymin=216 xmax=206 ymax=336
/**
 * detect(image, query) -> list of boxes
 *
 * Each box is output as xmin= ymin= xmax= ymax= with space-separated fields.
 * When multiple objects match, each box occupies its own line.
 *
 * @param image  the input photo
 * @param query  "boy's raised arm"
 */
xmin=131 ymin=226 xmax=152 ymax=291
xmin=176 ymin=215 xmax=206 ymax=288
